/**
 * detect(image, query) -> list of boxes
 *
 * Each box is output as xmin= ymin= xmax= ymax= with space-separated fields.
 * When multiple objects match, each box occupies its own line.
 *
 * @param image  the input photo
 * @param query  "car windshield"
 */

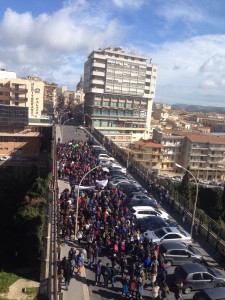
xmin=154 ymin=228 xmax=166 ymax=238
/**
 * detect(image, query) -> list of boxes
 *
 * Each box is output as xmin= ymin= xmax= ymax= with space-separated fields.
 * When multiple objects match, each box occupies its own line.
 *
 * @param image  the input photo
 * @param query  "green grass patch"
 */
xmin=0 ymin=272 xmax=20 ymax=293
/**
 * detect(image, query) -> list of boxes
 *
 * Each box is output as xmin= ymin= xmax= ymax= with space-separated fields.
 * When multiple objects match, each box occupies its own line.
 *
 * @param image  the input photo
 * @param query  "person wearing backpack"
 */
xmin=76 ymin=254 xmax=84 ymax=275
xmin=95 ymin=260 xmax=102 ymax=285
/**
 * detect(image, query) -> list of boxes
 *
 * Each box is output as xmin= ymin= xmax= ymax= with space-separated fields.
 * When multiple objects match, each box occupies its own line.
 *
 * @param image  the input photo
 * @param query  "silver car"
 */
xmin=143 ymin=226 xmax=192 ymax=244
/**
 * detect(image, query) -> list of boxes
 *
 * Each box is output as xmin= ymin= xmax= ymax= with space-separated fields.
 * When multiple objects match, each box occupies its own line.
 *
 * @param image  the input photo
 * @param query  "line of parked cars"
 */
xmin=91 ymin=140 xmax=225 ymax=299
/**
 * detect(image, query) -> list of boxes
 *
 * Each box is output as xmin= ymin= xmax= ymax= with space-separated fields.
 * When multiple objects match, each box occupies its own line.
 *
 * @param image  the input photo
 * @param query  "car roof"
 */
xmin=202 ymin=287 xmax=225 ymax=299
xmin=160 ymin=241 xmax=187 ymax=250
xmin=132 ymin=206 xmax=155 ymax=211
xmin=178 ymin=263 xmax=206 ymax=273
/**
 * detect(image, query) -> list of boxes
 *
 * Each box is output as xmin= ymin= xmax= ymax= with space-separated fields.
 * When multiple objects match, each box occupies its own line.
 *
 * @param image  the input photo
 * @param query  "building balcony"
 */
xmin=92 ymin=71 xmax=105 ymax=76
xmin=10 ymin=88 xmax=28 ymax=93
xmin=91 ymin=79 xmax=105 ymax=85
xmin=190 ymin=152 xmax=207 ymax=156
xmin=11 ymin=97 xmax=28 ymax=101
xmin=208 ymin=153 xmax=224 ymax=157
xmin=191 ymin=146 xmax=208 ymax=150
xmin=90 ymin=87 xmax=104 ymax=93
xmin=95 ymin=126 xmax=147 ymax=131
xmin=92 ymin=61 xmax=106 ymax=68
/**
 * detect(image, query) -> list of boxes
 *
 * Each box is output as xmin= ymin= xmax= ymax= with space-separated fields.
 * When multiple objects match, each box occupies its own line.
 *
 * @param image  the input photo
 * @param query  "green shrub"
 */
xmin=0 ymin=272 xmax=20 ymax=293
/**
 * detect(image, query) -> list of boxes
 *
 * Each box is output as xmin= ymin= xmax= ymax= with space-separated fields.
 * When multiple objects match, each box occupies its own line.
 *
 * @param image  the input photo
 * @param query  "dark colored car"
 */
xmin=117 ymin=183 xmax=140 ymax=194
xmin=174 ymin=263 xmax=225 ymax=294
xmin=127 ymin=198 xmax=159 ymax=209
xmin=134 ymin=216 xmax=175 ymax=232
xmin=193 ymin=287 xmax=225 ymax=300
xmin=159 ymin=241 xmax=203 ymax=266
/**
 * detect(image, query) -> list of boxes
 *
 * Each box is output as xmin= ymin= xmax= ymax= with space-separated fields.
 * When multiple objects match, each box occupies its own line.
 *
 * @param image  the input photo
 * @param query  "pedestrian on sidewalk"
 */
xmin=182 ymin=209 xmax=187 ymax=224
xmin=63 ymin=263 xmax=73 ymax=291
xmin=193 ymin=223 xmax=198 ymax=243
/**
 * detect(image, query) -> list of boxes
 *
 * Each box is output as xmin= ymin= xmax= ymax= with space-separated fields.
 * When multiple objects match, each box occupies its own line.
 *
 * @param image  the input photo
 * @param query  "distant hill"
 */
xmin=172 ymin=103 xmax=225 ymax=115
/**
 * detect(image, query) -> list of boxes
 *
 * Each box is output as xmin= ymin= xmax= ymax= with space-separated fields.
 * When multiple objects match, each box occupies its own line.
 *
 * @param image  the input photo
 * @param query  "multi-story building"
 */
xmin=83 ymin=47 xmax=157 ymax=142
xmin=130 ymin=140 xmax=163 ymax=173
xmin=182 ymin=133 xmax=225 ymax=181
xmin=153 ymin=129 xmax=184 ymax=174
xmin=0 ymin=75 xmax=53 ymax=126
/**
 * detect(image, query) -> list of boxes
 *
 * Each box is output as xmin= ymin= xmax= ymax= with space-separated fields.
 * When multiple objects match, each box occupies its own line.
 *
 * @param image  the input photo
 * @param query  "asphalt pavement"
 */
xmin=56 ymin=124 xmax=225 ymax=300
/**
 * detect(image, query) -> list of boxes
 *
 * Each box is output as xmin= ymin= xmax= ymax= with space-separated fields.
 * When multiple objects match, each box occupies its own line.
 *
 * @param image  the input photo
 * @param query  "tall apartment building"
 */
xmin=83 ymin=47 xmax=157 ymax=142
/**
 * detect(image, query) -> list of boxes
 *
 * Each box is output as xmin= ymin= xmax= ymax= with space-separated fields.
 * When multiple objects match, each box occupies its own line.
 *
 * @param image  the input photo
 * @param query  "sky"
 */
xmin=0 ymin=0 xmax=225 ymax=107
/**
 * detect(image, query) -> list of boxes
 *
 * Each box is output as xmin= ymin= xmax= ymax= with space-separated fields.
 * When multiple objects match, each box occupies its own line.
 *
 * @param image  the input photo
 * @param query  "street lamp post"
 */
xmin=74 ymin=165 xmax=100 ymax=239
xmin=175 ymin=163 xmax=199 ymax=238
xmin=59 ymin=111 xmax=70 ymax=125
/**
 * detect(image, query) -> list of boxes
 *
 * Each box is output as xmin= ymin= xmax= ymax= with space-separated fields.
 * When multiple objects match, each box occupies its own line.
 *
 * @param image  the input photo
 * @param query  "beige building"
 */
xmin=130 ymin=139 xmax=163 ymax=173
xmin=83 ymin=47 xmax=157 ymax=142
xmin=0 ymin=76 xmax=53 ymax=125
xmin=181 ymin=133 xmax=225 ymax=181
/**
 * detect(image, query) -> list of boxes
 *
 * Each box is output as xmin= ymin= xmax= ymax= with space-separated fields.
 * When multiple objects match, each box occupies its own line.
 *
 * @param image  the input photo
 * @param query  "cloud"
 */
xmin=112 ymin=0 xmax=146 ymax=9
xmin=145 ymin=34 xmax=225 ymax=105
xmin=0 ymin=2 xmax=126 ymax=85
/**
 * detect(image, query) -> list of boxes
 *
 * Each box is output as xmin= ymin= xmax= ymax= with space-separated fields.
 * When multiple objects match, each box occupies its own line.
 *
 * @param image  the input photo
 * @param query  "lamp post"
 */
xmin=59 ymin=111 xmax=70 ymax=125
xmin=175 ymin=163 xmax=199 ymax=238
xmin=74 ymin=165 xmax=100 ymax=239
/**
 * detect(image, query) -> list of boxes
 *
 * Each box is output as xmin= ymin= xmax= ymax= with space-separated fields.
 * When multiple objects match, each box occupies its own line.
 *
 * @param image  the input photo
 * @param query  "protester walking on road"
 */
xmin=95 ymin=259 xmax=103 ymax=285
xmin=160 ymin=282 xmax=170 ymax=300
xmin=76 ymin=253 xmax=84 ymax=275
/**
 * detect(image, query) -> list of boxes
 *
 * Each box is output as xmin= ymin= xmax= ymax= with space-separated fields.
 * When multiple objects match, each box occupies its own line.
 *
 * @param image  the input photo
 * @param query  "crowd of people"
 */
xmin=56 ymin=138 xmax=182 ymax=299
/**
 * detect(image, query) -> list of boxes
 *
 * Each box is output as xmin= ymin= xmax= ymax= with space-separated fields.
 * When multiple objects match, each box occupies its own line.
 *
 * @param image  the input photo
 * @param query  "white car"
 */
xmin=143 ymin=227 xmax=192 ymax=244
xmin=108 ymin=178 xmax=130 ymax=188
xmin=110 ymin=163 xmax=126 ymax=174
xmin=99 ymin=159 xmax=112 ymax=167
xmin=132 ymin=206 xmax=169 ymax=220
xmin=98 ymin=154 xmax=114 ymax=162
xmin=0 ymin=155 xmax=12 ymax=161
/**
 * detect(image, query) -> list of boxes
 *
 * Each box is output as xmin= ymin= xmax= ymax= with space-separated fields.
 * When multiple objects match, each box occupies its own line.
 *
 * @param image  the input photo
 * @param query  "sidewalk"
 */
xmin=57 ymin=179 xmax=90 ymax=300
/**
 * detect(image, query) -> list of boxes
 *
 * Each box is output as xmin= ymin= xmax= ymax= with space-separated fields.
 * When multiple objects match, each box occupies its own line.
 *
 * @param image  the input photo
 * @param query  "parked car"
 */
xmin=99 ymin=159 xmax=112 ymax=167
xmin=98 ymin=153 xmax=114 ymax=162
xmin=174 ymin=263 xmax=225 ymax=294
xmin=108 ymin=178 xmax=130 ymax=188
xmin=143 ymin=226 xmax=192 ymax=244
xmin=127 ymin=191 xmax=149 ymax=199
xmin=128 ymin=180 xmax=148 ymax=194
xmin=131 ymin=206 xmax=169 ymax=220
xmin=159 ymin=241 xmax=203 ymax=266
xmin=117 ymin=183 xmax=140 ymax=194
xmin=130 ymin=194 xmax=156 ymax=201
xmin=108 ymin=171 xmax=126 ymax=178
xmin=107 ymin=174 xmax=128 ymax=181
xmin=193 ymin=287 xmax=225 ymax=300
xmin=134 ymin=216 xmax=177 ymax=233
xmin=0 ymin=155 xmax=12 ymax=161
xmin=128 ymin=198 xmax=159 ymax=209
xmin=109 ymin=164 xmax=126 ymax=174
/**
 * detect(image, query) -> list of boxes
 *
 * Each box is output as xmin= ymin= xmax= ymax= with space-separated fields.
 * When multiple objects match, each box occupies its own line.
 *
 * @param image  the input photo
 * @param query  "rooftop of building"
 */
xmin=184 ymin=132 xmax=225 ymax=143
xmin=134 ymin=139 xmax=163 ymax=148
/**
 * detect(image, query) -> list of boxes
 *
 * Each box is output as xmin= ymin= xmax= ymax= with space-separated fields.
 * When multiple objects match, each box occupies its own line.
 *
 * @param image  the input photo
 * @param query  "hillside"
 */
xmin=172 ymin=103 xmax=225 ymax=115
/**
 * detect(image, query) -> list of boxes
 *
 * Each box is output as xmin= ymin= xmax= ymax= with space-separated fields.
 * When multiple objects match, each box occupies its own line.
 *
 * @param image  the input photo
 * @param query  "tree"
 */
xmin=179 ymin=166 xmax=192 ymax=203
